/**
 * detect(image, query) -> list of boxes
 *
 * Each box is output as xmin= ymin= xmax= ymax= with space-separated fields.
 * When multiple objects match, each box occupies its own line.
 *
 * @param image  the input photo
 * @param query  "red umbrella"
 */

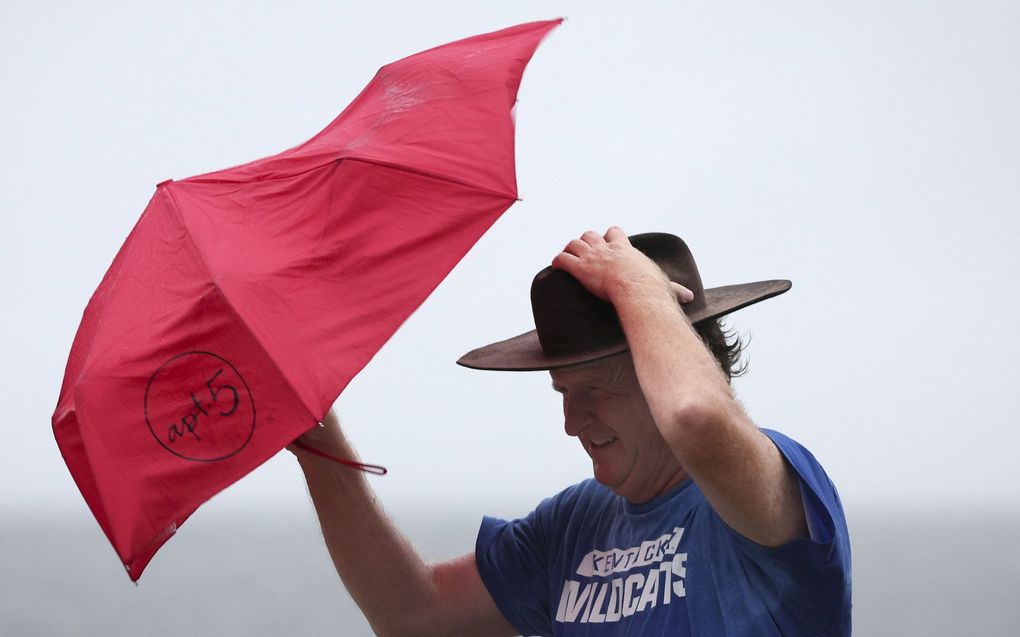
xmin=52 ymin=18 xmax=560 ymax=581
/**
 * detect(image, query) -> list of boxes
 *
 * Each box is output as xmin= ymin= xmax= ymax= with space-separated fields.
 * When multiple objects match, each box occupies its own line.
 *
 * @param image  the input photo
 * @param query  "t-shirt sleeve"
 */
xmin=475 ymin=492 xmax=568 ymax=637
xmin=721 ymin=429 xmax=853 ymax=632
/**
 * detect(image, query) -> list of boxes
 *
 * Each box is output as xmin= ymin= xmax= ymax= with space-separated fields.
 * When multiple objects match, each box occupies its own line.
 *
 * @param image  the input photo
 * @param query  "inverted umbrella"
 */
xmin=52 ymin=18 xmax=560 ymax=581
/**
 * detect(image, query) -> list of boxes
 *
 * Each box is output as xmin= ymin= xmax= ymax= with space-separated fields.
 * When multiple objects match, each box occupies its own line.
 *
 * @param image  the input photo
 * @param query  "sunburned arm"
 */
xmin=292 ymin=410 xmax=516 ymax=637
xmin=552 ymin=228 xmax=807 ymax=547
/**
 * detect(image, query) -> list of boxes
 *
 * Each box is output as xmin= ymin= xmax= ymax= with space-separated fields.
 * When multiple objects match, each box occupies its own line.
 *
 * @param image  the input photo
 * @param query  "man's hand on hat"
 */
xmin=552 ymin=226 xmax=695 ymax=307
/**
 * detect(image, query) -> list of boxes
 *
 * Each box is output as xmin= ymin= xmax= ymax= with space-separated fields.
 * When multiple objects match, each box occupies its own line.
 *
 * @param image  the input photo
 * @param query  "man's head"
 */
xmin=455 ymin=231 xmax=785 ymax=499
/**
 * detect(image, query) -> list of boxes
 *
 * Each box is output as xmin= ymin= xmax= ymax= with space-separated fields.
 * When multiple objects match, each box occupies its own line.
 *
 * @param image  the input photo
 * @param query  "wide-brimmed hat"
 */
xmin=456 ymin=232 xmax=791 ymax=371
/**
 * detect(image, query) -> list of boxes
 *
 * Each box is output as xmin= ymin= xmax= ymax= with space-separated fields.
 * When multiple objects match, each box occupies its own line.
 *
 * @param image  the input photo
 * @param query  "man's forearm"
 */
xmin=609 ymin=276 xmax=737 ymax=428
xmin=295 ymin=424 xmax=436 ymax=636
xmin=611 ymin=270 xmax=808 ymax=547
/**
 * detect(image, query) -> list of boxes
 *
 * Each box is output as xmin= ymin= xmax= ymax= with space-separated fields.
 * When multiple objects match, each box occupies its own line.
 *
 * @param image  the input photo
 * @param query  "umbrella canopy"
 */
xmin=52 ymin=18 xmax=560 ymax=581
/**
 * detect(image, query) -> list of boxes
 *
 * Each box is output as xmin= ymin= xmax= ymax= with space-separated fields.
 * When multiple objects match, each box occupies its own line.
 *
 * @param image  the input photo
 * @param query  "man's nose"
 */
xmin=563 ymin=395 xmax=592 ymax=437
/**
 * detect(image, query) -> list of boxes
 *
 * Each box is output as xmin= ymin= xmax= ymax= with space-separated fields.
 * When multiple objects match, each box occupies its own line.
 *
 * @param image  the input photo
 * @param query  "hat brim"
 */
xmin=456 ymin=279 xmax=792 ymax=371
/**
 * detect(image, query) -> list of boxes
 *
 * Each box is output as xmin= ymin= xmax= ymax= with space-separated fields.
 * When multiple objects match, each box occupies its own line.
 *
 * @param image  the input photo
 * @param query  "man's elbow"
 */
xmin=362 ymin=573 xmax=443 ymax=637
xmin=661 ymin=396 xmax=733 ymax=443
xmin=370 ymin=608 xmax=439 ymax=637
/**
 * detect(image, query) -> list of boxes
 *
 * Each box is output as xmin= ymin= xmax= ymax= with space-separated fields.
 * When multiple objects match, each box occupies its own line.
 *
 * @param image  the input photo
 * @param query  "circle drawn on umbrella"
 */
xmin=144 ymin=351 xmax=256 ymax=462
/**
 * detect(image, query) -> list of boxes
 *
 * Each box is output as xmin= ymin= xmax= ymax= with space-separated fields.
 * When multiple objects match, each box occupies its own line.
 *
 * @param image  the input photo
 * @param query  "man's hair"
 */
xmin=695 ymin=319 xmax=747 ymax=381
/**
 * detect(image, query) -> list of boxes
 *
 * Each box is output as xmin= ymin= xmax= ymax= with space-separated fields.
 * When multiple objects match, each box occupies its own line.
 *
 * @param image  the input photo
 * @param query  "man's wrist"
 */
xmin=606 ymin=268 xmax=674 ymax=308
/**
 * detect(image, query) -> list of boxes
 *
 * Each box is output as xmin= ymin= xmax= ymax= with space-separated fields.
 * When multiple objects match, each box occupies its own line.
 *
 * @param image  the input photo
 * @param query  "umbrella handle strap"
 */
xmin=291 ymin=439 xmax=388 ymax=475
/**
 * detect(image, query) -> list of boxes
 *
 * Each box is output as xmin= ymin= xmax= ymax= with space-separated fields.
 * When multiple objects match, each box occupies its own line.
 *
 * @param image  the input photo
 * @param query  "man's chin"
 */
xmin=591 ymin=463 xmax=622 ymax=491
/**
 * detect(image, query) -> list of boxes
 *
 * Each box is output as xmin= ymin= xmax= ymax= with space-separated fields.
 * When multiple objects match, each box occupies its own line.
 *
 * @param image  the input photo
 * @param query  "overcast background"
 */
xmin=3 ymin=1 xmax=1018 ymax=635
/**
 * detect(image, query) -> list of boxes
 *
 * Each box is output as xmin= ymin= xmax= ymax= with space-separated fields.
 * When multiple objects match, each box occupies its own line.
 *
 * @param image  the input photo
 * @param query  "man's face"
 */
xmin=550 ymin=354 xmax=686 ymax=503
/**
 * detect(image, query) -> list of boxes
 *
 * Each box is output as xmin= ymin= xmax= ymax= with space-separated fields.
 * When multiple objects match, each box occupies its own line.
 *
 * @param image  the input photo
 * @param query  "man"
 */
xmin=291 ymin=228 xmax=852 ymax=636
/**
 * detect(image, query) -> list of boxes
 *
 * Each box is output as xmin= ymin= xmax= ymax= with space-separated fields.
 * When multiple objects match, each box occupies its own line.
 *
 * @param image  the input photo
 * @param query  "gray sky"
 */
xmin=3 ymin=0 xmax=1018 ymax=527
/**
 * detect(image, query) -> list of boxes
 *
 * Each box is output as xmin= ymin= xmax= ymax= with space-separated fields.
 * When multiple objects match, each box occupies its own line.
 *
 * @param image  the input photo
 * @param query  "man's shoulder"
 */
xmin=760 ymin=427 xmax=809 ymax=451
xmin=759 ymin=428 xmax=840 ymax=488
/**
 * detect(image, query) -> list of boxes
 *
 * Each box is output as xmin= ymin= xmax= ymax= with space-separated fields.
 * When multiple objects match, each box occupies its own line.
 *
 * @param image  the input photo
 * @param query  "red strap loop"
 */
xmin=292 ymin=439 xmax=388 ymax=475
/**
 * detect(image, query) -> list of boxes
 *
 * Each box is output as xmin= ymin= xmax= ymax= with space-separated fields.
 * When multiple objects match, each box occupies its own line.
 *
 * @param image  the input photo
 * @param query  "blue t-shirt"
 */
xmin=475 ymin=429 xmax=851 ymax=636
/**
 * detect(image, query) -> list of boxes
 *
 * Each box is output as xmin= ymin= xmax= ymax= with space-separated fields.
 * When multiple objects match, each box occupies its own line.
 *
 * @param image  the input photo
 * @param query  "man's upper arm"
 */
xmin=430 ymin=553 xmax=518 ymax=637
xmin=676 ymin=418 xmax=808 ymax=547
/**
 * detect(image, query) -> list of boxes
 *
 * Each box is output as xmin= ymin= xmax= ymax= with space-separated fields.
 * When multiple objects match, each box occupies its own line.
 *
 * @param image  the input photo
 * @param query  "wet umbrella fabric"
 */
xmin=52 ymin=19 xmax=560 ymax=581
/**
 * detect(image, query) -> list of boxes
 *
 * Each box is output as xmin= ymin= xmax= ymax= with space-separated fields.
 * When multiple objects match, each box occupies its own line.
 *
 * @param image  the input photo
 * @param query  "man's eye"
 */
xmin=589 ymin=385 xmax=624 ymax=398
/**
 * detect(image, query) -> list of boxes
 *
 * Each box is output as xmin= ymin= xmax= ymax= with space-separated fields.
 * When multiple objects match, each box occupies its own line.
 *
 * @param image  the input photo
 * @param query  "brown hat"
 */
xmin=456 ymin=232 xmax=791 ymax=371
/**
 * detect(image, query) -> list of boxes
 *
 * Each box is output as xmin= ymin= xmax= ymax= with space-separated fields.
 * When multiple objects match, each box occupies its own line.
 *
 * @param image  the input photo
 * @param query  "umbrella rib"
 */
xmin=159 ymin=183 xmax=322 ymax=425
xmin=339 ymin=155 xmax=520 ymax=201
xmin=185 ymin=154 xmax=520 ymax=202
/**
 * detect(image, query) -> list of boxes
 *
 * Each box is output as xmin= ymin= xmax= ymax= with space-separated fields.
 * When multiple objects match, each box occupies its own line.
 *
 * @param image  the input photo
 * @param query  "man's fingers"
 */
xmin=570 ymin=228 xmax=628 ymax=250
xmin=604 ymin=226 xmax=628 ymax=243
xmin=551 ymin=250 xmax=580 ymax=273
xmin=561 ymin=238 xmax=592 ymax=256
xmin=670 ymin=281 xmax=695 ymax=304
xmin=580 ymin=230 xmax=606 ymax=246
